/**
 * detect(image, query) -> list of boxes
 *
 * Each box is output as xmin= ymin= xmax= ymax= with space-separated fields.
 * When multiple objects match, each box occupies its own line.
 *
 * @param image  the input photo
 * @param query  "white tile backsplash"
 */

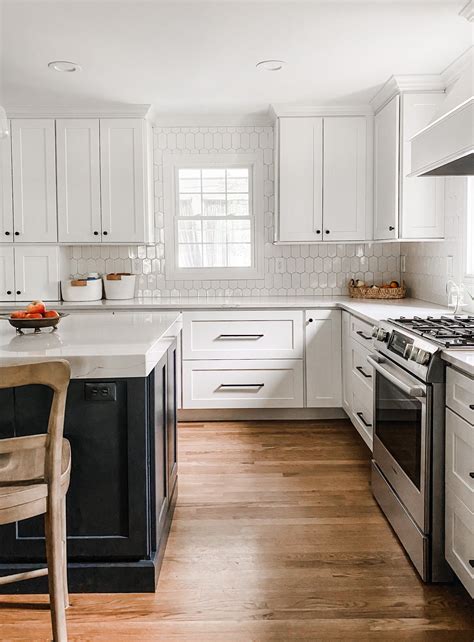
xmin=65 ymin=125 xmax=401 ymax=297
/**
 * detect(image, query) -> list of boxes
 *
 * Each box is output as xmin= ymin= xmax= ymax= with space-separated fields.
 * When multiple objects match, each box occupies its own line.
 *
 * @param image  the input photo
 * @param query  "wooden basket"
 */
xmin=349 ymin=285 xmax=406 ymax=300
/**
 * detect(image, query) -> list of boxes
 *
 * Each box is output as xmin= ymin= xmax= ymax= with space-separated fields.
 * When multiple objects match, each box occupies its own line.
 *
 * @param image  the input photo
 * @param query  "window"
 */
xmin=164 ymin=153 xmax=264 ymax=280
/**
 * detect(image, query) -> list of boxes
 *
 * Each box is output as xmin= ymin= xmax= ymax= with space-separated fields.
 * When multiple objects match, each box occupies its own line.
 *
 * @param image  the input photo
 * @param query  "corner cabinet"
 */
xmin=276 ymin=115 xmax=372 ymax=243
xmin=373 ymin=91 xmax=446 ymax=241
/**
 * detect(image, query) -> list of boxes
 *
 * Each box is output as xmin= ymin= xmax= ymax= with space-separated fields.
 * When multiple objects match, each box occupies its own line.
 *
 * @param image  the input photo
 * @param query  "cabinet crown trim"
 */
xmin=4 ymin=105 xmax=152 ymax=119
xmin=370 ymin=75 xmax=445 ymax=113
xmin=270 ymin=104 xmax=373 ymax=119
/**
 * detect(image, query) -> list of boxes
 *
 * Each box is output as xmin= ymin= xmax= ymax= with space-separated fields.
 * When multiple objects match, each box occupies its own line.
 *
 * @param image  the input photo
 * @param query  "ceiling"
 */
xmin=1 ymin=1 xmax=472 ymax=120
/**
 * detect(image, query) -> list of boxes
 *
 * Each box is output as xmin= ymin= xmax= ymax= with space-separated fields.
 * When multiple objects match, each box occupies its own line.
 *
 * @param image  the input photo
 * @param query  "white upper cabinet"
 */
xmin=14 ymin=245 xmax=59 ymax=301
xmin=100 ymin=119 xmax=153 ymax=244
xmin=399 ymin=93 xmax=445 ymax=239
xmin=323 ymin=117 xmax=370 ymax=241
xmin=373 ymin=90 xmax=446 ymax=241
xmin=0 ymin=123 xmax=13 ymax=243
xmin=56 ymin=119 xmax=102 ymax=243
xmin=276 ymin=115 xmax=371 ymax=243
xmin=278 ymin=117 xmax=323 ymax=242
xmin=11 ymin=119 xmax=58 ymax=243
xmin=374 ymin=95 xmax=399 ymax=240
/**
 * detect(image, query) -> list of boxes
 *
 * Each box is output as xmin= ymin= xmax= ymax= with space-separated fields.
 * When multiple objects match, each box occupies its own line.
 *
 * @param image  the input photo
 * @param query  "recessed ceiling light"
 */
xmin=256 ymin=60 xmax=286 ymax=72
xmin=48 ymin=60 xmax=82 ymax=73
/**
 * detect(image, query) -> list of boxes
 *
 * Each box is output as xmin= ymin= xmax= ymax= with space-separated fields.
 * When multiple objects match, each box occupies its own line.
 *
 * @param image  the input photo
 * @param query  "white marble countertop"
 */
xmin=2 ymin=295 xmax=472 ymax=375
xmin=0 ymin=311 xmax=182 ymax=379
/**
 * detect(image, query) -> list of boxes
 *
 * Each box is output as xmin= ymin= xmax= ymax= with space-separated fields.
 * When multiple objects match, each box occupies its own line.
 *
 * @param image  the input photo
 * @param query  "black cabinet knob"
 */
xmin=103 ymin=231 xmax=108 ymax=236
xmin=14 ymin=231 xmax=20 ymax=236
xmin=389 ymin=226 xmax=395 ymax=231
xmin=93 ymin=231 xmax=99 ymax=236
xmin=316 ymin=230 xmax=321 ymax=235
xmin=325 ymin=230 xmax=330 ymax=235
xmin=308 ymin=318 xmax=314 ymax=323
xmin=469 ymin=404 xmax=474 ymax=410
xmin=4 ymin=231 xmax=10 ymax=236
xmin=16 ymin=290 xmax=21 ymax=295
xmin=6 ymin=290 xmax=11 ymax=295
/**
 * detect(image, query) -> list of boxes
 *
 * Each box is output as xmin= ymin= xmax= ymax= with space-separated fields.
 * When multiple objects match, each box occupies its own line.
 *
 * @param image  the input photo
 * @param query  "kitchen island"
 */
xmin=0 ymin=311 xmax=182 ymax=593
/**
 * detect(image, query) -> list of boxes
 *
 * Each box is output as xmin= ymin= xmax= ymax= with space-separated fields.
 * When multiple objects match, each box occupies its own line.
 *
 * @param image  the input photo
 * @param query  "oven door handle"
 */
xmin=367 ymin=355 xmax=426 ymax=398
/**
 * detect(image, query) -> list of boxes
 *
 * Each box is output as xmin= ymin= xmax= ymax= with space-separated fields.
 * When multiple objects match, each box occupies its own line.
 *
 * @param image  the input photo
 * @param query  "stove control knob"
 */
xmin=409 ymin=347 xmax=419 ymax=361
xmin=415 ymin=349 xmax=431 ymax=365
xmin=403 ymin=344 xmax=414 ymax=360
xmin=372 ymin=326 xmax=378 ymax=338
xmin=373 ymin=327 xmax=389 ymax=342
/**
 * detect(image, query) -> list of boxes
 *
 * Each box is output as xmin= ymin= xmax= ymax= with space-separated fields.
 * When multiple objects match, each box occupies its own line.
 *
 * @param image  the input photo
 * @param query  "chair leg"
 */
xmin=45 ymin=503 xmax=68 ymax=642
xmin=61 ymin=497 xmax=69 ymax=609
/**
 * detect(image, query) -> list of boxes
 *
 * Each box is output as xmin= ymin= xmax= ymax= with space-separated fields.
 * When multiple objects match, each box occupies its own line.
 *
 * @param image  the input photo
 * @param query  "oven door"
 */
xmin=368 ymin=354 xmax=430 ymax=532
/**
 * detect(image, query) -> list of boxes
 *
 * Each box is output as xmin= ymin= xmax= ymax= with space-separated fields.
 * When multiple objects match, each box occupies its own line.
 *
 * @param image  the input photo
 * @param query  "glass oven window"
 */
xmin=375 ymin=374 xmax=423 ymax=489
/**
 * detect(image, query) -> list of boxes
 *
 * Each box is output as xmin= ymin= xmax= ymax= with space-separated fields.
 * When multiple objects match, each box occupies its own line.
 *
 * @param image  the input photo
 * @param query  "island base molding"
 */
xmin=0 ymin=483 xmax=177 ymax=594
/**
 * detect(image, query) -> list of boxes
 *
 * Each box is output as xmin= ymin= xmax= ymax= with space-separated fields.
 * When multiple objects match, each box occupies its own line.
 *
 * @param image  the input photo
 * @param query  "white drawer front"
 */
xmin=351 ymin=339 xmax=374 ymax=391
xmin=446 ymin=408 xmax=474 ymax=511
xmin=182 ymin=310 xmax=303 ymax=360
xmin=351 ymin=372 xmax=373 ymax=450
xmin=445 ymin=489 xmax=474 ymax=598
xmin=447 ymin=368 xmax=474 ymax=425
xmin=350 ymin=315 xmax=374 ymax=349
xmin=182 ymin=359 xmax=304 ymax=409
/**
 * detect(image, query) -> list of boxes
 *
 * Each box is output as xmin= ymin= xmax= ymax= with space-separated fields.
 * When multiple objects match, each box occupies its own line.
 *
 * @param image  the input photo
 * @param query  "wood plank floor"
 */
xmin=1 ymin=420 xmax=473 ymax=641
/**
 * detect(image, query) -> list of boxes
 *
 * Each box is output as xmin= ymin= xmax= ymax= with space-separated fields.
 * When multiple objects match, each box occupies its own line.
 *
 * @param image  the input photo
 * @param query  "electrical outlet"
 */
xmin=446 ymin=256 xmax=454 ymax=277
xmin=84 ymin=383 xmax=117 ymax=402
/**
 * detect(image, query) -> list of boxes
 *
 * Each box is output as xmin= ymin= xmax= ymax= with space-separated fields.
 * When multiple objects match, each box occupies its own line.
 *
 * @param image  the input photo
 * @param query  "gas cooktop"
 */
xmin=388 ymin=315 xmax=474 ymax=349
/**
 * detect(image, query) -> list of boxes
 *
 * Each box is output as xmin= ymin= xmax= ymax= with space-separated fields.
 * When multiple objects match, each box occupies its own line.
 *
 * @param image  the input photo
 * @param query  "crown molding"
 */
xmin=441 ymin=46 xmax=473 ymax=90
xmin=460 ymin=0 xmax=474 ymax=21
xmin=4 ymin=104 xmax=152 ymax=119
xmin=370 ymin=75 xmax=445 ymax=113
xmin=150 ymin=111 xmax=273 ymax=127
xmin=270 ymin=104 xmax=373 ymax=119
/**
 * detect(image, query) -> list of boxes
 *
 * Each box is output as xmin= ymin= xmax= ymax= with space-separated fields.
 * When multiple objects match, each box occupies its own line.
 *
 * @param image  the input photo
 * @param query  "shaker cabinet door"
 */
xmin=100 ymin=119 xmax=150 ymax=243
xmin=323 ymin=117 xmax=369 ymax=241
xmin=57 ymin=119 xmax=102 ymax=243
xmin=0 ymin=122 xmax=13 ymax=242
xmin=374 ymin=96 xmax=399 ymax=240
xmin=14 ymin=245 xmax=59 ymax=301
xmin=0 ymin=246 xmax=15 ymax=302
xmin=11 ymin=119 xmax=57 ymax=243
xmin=305 ymin=309 xmax=342 ymax=407
xmin=278 ymin=117 xmax=323 ymax=242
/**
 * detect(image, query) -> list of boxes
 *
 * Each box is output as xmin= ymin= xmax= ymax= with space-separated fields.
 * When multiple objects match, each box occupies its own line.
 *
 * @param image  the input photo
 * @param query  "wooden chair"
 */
xmin=0 ymin=360 xmax=72 ymax=642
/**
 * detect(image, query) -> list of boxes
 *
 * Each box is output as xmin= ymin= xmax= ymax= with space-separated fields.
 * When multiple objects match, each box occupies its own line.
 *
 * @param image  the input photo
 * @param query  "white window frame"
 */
xmin=163 ymin=152 xmax=264 ymax=281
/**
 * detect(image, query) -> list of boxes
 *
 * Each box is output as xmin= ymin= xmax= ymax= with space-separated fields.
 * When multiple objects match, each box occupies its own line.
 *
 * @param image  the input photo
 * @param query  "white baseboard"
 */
xmin=178 ymin=407 xmax=348 ymax=422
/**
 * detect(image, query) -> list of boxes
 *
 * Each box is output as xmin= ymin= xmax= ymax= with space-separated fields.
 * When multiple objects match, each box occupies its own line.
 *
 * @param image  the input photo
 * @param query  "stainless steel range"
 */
xmin=368 ymin=316 xmax=473 ymax=582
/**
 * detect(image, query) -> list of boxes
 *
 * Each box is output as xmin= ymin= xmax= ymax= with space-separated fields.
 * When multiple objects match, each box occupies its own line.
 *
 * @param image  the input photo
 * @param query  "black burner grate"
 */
xmin=388 ymin=316 xmax=474 ymax=348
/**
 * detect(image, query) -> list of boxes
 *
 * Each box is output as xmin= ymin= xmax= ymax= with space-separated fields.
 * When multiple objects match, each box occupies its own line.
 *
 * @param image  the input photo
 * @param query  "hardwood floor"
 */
xmin=1 ymin=420 xmax=473 ymax=641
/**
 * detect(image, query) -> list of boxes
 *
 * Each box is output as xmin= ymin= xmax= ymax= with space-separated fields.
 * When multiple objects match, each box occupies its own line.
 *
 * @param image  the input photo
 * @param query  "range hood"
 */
xmin=410 ymin=48 xmax=474 ymax=177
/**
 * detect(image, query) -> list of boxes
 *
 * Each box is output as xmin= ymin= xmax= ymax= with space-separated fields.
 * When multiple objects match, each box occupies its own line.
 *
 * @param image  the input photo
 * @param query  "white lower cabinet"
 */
xmin=445 ymin=367 xmax=474 ymax=598
xmin=183 ymin=359 xmax=304 ymax=409
xmin=0 ymin=245 xmax=59 ymax=302
xmin=0 ymin=246 xmax=15 ymax=301
xmin=305 ymin=309 xmax=342 ymax=407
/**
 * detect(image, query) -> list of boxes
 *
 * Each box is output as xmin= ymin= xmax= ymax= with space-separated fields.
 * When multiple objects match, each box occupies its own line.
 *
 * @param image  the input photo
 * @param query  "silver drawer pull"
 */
xmin=356 ymin=330 xmax=372 ymax=341
xmin=218 ymin=383 xmax=264 ymax=390
xmin=217 ymin=334 xmax=264 ymax=340
xmin=356 ymin=411 xmax=372 ymax=428
xmin=356 ymin=366 xmax=372 ymax=379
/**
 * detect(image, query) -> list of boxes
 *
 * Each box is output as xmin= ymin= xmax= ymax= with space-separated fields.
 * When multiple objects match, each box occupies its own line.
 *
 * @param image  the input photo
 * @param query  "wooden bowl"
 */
xmin=1 ymin=312 xmax=68 ymax=333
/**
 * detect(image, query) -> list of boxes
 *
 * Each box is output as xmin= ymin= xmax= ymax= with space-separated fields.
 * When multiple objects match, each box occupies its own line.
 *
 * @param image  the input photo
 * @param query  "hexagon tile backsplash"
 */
xmin=65 ymin=125 xmax=401 ymax=298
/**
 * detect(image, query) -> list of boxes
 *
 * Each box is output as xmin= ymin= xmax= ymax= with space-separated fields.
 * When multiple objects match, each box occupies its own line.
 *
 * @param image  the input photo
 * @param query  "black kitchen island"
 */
xmin=0 ymin=311 xmax=181 ymax=592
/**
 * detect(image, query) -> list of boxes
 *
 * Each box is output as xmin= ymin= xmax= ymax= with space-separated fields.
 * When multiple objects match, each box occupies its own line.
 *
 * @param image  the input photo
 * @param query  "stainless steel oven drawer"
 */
xmin=371 ymin=461 xmax=429 ymax=581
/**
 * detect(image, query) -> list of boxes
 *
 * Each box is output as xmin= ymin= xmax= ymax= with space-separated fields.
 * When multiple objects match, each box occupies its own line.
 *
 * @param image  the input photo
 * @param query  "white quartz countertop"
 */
xmin=2 ymin=295 xmax=472 ymax=375
xmin=0 ymin=311 xmax=182 ymax=379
